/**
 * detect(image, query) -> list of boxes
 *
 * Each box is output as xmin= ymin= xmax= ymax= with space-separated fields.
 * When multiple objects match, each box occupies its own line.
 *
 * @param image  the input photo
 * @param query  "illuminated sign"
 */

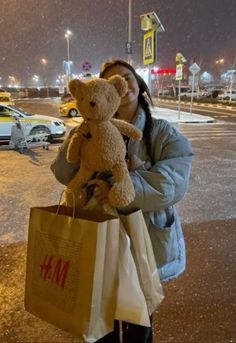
xmin=151 ymin=68 xmax=176 ymax=75
xmin=175 ymin=64 xmax=183 ymax=81
xmin=142 ymin=30 xmax=156 ymax=65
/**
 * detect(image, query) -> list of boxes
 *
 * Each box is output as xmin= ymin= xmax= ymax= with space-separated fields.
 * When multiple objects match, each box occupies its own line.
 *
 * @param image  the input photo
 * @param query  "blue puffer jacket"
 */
xmin=50 ymin=106 xmax=193 ymax=282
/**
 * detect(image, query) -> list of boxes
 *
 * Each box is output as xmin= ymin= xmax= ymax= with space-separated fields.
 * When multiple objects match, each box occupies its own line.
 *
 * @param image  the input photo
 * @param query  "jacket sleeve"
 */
xmin=120 ymin=120 xmax=193 ymax=213
xmin=50 ymin=134 xmax=80 ymax=186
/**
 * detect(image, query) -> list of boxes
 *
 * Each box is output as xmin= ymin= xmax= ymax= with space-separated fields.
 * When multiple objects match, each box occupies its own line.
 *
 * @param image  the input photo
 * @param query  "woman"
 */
xmin=51 ymin=59 xmax=193 ymax=342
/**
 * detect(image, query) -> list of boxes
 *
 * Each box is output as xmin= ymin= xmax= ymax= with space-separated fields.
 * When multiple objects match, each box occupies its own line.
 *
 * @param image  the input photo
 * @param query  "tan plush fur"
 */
xmin=64 ymin=75 xmax=142 ymax=208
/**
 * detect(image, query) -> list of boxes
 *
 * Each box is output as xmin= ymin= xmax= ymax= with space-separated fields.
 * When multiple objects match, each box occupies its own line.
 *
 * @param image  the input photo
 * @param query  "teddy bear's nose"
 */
xmin=90 ymin=101 xmax=96 ymax=107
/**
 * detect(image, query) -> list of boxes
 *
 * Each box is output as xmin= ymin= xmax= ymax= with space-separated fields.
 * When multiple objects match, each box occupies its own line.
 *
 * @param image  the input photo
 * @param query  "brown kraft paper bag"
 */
xmin=25 ymin=205 xmax=119 ymax=342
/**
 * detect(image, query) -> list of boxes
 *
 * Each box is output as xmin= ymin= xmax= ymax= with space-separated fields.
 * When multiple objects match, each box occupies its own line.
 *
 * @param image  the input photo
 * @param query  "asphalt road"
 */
xmin=0 ymin=99 xmax=235 ymax=342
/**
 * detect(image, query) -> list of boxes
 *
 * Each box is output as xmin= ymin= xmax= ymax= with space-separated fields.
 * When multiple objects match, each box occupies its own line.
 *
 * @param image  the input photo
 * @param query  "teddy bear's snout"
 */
xmin=90 ymin=101 xmax=96 ymax=107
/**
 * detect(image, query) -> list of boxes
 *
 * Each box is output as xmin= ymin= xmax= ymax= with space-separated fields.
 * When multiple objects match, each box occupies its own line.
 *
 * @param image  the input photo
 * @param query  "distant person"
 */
xmin=51 ymin=58 xmax=193 ymax=343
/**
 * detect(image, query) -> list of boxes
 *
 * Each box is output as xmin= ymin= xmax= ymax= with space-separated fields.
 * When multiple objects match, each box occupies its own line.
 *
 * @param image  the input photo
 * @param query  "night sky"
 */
xmin=0 ymin=0 xmax=235 ymax=86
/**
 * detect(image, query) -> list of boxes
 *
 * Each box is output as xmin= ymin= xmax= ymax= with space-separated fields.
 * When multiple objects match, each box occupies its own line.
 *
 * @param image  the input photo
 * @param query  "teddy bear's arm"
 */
xmin=66 ymin=132 xmax=85 ymax=163
xmin=111 ymin=118 xmax=142 ymax=141
xmin=66 ymin=121 xmax=91 ymax=164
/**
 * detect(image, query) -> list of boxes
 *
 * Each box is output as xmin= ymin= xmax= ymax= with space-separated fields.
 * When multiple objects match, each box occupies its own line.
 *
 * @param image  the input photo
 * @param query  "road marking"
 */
xmin=180 ymin=123 xmax=236 ymax=141
xmin=187 ymin=135 xmax=236 ymax=141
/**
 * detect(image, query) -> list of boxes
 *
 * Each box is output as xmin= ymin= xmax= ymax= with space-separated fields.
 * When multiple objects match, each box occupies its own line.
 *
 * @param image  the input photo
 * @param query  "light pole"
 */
xmin=215 ymin=58 xmax=225 ymax=82
xmin=65 ymin=29 xmax=72 ymax=87
xmin=140 ymin=12 xmax=165 ymax=93
xmin=127 ymin=0 xmax=132 ymax=65
xmin=41 ymin=58 xmax=49 ymax=97
xmin=229 ymin=56 xmax=236 ymax=104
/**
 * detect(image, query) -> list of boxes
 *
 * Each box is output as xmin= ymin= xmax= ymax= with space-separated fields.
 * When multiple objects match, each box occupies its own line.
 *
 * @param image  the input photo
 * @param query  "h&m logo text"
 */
xmin=40 ymin=255 xmax=70 ymax=289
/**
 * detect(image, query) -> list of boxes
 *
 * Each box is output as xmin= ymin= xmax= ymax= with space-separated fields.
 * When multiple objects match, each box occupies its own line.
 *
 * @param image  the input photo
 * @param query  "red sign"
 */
xmin=82 ymin=61 xmax=92 ymax=72
xmin=151 ymin=68 xmax=176 ymax=75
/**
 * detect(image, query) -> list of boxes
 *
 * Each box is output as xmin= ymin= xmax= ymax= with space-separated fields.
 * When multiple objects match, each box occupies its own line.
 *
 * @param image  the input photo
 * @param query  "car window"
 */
xmin=0 ymin=107 xmax=24 ymax=118
xmin=10 ymin=106 xmax=32 ymax=116
xmin=0 ymin=107 xmax=12 ymax=118
xmin=0 ymin=96 xmax=11 ymax=102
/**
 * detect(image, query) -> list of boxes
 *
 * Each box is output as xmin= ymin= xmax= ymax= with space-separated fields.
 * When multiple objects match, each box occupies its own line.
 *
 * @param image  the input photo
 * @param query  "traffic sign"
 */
xmin=189 ymin=62 xmax=201 ymax=75
xmin=125 ymin=42 xmax=132 ymax=54
xmin=175 ymin=64 xmax=183 ymax=81
xmin=82 ymin=61 xmax=92 ymax=72
xmin=142 ymin=30 xmax=155 ymax=65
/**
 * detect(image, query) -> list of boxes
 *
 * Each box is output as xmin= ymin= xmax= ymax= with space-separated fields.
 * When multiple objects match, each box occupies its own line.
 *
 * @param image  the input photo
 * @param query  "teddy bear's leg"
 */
xmin=108 ymin=161 xmax=135 ymax=207
xmin=64 ymin=163 xmax=94 ymax=208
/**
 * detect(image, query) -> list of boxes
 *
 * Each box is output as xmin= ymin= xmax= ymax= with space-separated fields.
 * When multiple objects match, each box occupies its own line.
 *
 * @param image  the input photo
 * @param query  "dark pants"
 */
xmin=95 ymin=317 xmax=153 ymax=343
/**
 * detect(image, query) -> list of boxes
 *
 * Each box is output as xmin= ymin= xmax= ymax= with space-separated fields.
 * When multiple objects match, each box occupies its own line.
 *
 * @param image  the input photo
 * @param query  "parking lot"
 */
xmin=0 ymin=100 xmax=235 ymax=342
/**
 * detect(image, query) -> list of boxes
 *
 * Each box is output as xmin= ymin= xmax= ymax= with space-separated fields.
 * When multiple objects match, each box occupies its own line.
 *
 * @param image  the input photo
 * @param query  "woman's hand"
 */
xmin=87 ymin=179 xmax=111 ymax=205
xmin=127 ymin=154 xmax=152 ymax=171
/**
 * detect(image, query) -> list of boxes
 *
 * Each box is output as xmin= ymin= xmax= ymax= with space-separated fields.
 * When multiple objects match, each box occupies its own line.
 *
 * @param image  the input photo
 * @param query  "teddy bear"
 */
xmin=63 ymin=75 xmax=142 ymax=209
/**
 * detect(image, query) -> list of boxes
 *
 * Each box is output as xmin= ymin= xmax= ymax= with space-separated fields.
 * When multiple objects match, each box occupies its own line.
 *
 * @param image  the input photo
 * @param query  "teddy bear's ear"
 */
xmin=68 ymin=79 xmax=82 ymax=97
xmin=108 ymin=75 xmax=128 ymax=97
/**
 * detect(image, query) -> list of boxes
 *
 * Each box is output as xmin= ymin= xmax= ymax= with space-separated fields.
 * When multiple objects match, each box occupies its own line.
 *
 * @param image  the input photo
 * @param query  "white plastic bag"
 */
xmin=115 ymin=225 xmax=150 ymax=327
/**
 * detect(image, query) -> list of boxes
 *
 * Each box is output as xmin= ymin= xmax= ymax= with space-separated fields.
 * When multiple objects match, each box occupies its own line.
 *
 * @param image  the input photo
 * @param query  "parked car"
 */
xmin=0 ymin=104 xmax=66 ymax=140
xmin=0 ymin=91 xmax=14 ymax=106
xmin=59 ymin=100 xmax=80 ymax=117
xmin=60 ymin=93 xmax=74 ymax=103
xmin=180 ymin=89 xmax=209 ymax=98
xmin=218 ymin=90 xmax=236 ymax=101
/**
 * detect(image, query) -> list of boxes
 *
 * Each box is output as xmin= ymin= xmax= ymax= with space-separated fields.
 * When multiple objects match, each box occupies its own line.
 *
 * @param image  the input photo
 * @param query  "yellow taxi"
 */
xmin=0 ymin=91 xmax=15 ymax=106
xmin=59 ymin=100 xmax=80 ymax=117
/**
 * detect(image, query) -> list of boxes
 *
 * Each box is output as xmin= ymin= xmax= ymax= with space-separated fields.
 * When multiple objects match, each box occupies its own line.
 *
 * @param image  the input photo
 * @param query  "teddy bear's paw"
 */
xmin=108 ymin=181 xmax=135 ymax=207
xmin=133 ymin=128 xmax=143 ymax=141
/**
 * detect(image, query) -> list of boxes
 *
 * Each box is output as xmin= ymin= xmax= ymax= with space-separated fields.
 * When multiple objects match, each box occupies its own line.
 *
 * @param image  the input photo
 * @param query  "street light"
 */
xmin=8 ymin=75 xmax=18 ymax=87
xmin=65 ymin=29 xmax=72 ymax=86
xmin=215 ymin=58 xmax=225 ymax=83
xmin=56 ymin=74 xmax=66 ymax=92
xmin=32 ymin=75 xmax=39 ymax=83
xmin=215 ymin=58 xmax=224 ymax=64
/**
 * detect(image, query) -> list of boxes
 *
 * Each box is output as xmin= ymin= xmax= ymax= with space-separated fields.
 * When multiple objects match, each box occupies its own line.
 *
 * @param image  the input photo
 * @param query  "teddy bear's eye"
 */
xmin=107 ymin=96 xmax=110 ymax=102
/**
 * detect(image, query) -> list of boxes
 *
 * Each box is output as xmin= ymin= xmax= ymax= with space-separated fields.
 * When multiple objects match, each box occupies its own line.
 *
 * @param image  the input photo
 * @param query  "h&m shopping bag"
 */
xmin=25 ymin=205 xmax=119 ymax=342
xmin=120 ymin=210 xmax=164 ymax=315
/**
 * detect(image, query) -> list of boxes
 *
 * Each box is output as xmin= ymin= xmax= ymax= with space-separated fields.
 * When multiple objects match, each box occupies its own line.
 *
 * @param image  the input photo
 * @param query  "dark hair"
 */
xmin=99 ymin=59 xmax=154 ymax=163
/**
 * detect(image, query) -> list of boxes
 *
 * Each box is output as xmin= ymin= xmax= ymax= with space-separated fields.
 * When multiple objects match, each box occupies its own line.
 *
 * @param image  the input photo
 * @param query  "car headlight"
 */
xmin=53 ymin=121 xmax=66 ymax=126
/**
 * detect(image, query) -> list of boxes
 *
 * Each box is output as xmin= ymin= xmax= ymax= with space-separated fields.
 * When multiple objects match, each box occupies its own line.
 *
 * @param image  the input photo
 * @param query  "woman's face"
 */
xmin=103 ymin=65 xmax=140 ymax=106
